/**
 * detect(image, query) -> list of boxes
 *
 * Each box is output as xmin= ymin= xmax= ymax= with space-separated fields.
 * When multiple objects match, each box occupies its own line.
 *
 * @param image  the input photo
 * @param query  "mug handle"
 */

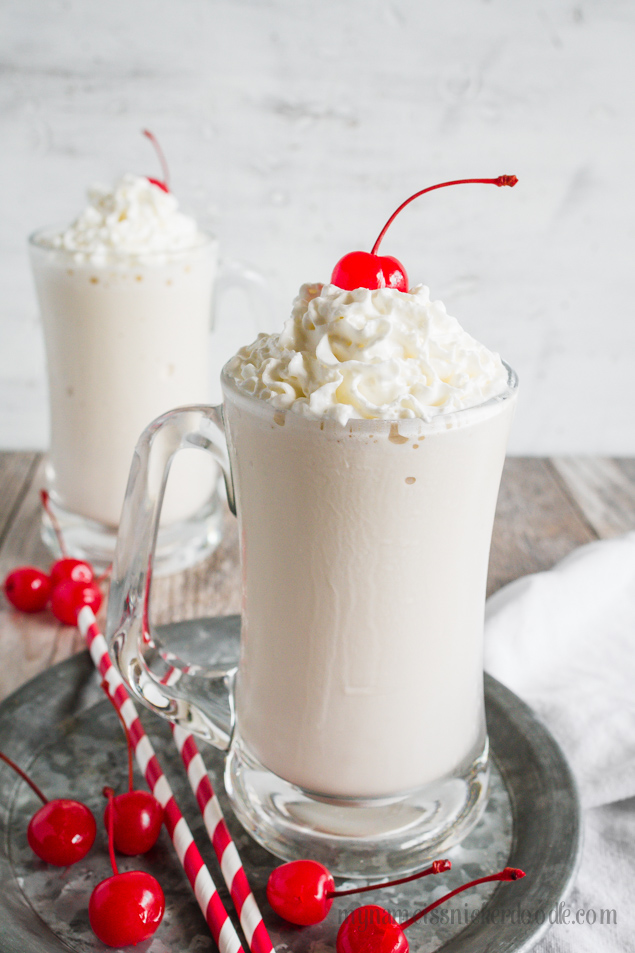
xmin=106 ymin=404 xmax=237 ymax=751
xmin=211 ymin=257 xmax=274 ymax=334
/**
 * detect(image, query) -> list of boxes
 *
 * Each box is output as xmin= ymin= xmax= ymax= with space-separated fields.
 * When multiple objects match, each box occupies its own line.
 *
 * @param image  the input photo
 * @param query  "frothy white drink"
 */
xmin=31 ymin=175 xmax=216 ymax=527
xmin=225 ymin=283 xmax=515 ymax=798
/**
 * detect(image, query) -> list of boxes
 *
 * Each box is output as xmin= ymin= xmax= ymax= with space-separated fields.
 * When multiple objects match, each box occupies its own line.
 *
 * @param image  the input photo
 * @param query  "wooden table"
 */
xmin=1 ymin=453 xmax=634 ymax=704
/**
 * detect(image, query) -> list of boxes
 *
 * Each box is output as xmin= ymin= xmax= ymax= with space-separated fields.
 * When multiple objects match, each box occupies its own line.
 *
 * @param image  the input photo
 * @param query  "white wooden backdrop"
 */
xmin=2 ymin=0 xmax=634 ymax=454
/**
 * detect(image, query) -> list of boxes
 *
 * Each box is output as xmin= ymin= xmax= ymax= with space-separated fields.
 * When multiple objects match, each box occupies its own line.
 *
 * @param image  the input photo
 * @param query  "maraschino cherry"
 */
xmin=89 ymin=787 xmax=165 ymax=947
xmin=3 ymin=492 xmax=103 ymax=619
xmin=101 ymin=680 xmax=164 ymax=855
xmin=40 ymin=489 xmax=103 ymax=625
xmin=336 ymin=866 xmax=526 ymax=953
xmin=0 ymin=749 xmax=96 ymax=866
xmin=41 ymin=491 xmax=94 ymax=586
xmin=143 ymin=129 xmax=170 ymax=193
xmin=267 ymin=858 xmax=451 ymax=926
xmin=330 ymin=175 xmax=518 ymax=293
xmin=4 ymin=566 xmax=51 ymax=613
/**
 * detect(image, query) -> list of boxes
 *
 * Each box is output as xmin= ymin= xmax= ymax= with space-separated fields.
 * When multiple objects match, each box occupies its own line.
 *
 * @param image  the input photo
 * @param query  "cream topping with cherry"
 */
xmin=45 ymin=173 xmax=204 ymax=262
xmin=226 ymin=282 xmax=509 ymax=425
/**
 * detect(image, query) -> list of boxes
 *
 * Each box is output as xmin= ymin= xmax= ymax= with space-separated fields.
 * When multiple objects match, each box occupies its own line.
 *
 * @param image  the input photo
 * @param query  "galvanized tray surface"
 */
xmin=0 ymin=615 xmax=581 ymax=953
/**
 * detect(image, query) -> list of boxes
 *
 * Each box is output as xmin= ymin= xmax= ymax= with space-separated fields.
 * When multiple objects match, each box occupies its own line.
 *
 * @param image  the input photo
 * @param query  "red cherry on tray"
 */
xmin=267 ymin=860 xmax=335 ymax=926
xmin=101 ymin=679 xmax=164 ymax=855
xmin=267 ymin=858 xmax=451 ymax=926
xmin=104 ymin=789 xmax=164 ymax=857
xmin=337 ymin=905 xmax=408 ymax=953
xmin=51 ymin=579 xmax=103 ymax=626
xmin=0 ymin=750 xmax=96 ymax=866
xmin=336 ymin=867 xmax=526 ymax=953
xmin=89 ymin=788 xmax=164 ymax=947
xmin=4 ymin=567 xmax=52 ymax=613
xmin=50 ymin=557 xmax=94 ymax=588
xmin=28 ymin=798 xmax=97 ymax=866
xmin=38 ymin=489 xmax=105 ymax=625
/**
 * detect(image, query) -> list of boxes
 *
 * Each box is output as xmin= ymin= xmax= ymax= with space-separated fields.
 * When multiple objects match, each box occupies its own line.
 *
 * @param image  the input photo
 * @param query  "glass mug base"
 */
xmin=41 ymin=484 xmax=224 ymax=577
xmin=225 ymin=731 xmax=490 ymax=878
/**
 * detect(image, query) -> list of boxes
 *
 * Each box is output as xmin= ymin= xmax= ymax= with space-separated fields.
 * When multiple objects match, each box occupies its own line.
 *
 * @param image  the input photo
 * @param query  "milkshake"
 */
xmin=30 ymin=174 xmax=221 ymax=569
xmin=106 ymin=176 xmax=518 ymax=872
xmin=224 ymin=282 xmax=515 ymax=798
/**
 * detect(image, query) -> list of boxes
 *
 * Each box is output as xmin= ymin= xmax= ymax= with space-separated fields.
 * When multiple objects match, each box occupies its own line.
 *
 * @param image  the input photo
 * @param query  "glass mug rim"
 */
xmin=28 ymin=224 xmax=218 ymax=261
xmin=220 ymin=359 xmax=518 ymax=434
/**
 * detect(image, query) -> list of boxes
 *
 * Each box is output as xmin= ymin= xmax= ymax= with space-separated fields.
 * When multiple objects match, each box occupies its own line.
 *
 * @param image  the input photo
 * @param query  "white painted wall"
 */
xmin=2 ymin=0 xmax=633 ymax=454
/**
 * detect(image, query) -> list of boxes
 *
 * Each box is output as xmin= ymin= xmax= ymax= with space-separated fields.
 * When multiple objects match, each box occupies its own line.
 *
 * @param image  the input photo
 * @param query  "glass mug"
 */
xmin=107 ymin=363 xmax=518 ymax=877
xmin=30 ymin=229 xmax=269 ymax=575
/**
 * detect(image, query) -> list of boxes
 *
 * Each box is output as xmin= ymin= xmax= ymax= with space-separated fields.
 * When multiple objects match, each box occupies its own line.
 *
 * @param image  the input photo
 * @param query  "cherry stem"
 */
xmin=370 ymin=176 xmax=518 ymax=256
xmin=103 ymin=787 xmax=119 ymax=876
xmin=101 ymin=680 xmax=134 ymax=793
xmin=95 ymin=564 xmax=112 ymax=585
xmin=0 ymin=750 xmax=48 ymax=805
xmin=40 ymin=489 xmax=68 ymax=558
xmin=142 ymin=129 xmax=170 ymax=189
xmin=401 ymin=866 xmax=525 ymax=930
xmin=328 ymin=859 xmax=451 ymax=898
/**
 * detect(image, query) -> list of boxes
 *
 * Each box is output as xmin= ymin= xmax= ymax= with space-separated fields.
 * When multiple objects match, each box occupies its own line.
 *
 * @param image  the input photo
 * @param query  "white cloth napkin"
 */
xmin=485 ymin=531 xmax=635 ymax=952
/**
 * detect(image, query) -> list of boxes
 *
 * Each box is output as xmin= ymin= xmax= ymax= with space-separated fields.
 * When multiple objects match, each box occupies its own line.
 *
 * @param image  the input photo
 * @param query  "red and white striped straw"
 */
xmin=171 ymin=722 xmax=273 ymax=953
xmin=160 ymin=660 xmax=273 ymax=953
xmin=77 ymin=607 xmax=245 ymax=953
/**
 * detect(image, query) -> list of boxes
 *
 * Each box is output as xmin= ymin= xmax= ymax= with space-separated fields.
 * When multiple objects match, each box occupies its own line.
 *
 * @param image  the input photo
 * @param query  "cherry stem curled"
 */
xmin=328 ymin=859 xmax=451 ymax=898
xmin=370 ymin=176 xmax=518 ymax=256
xmin=142 ymin=130 xmax=170 ymax=189
xmin=0 ymin=750 xmax=48 ymax=805
xmin=103 ymin=787 xmax=119 ymax=875
xmin=40 ymin=489 xmax=68 ymax=558
xmin=101 ymin=680 xmax=134 ymax=792
xmin=402 ymin=866 xmax=525 ymax=929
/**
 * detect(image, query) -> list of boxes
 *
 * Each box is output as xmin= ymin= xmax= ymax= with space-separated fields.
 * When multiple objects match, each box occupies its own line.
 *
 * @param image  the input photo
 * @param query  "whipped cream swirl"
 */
xmin=226 ymin=283 xmax=509 ymax=423
xmin=47 ymin=174 xmax=204 ymax=261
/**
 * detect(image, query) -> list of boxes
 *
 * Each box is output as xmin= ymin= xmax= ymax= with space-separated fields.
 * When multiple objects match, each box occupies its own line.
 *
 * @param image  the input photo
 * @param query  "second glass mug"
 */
xmin=30 ymin=229 xmax=269 ymax=575
xmin=107 ymin=364 xmax=518 ymax=877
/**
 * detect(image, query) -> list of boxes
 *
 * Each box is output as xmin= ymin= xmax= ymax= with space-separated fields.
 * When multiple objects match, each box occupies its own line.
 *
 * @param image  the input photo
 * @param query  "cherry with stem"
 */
xmin=101 ymin=679 xmax=164 ymax=855
xmin=143 ymin=129 xmax=170 ymax=192
xmin=336 ymin=866 xmax=526 ymax=953
xmin=3 ymin=492 xmax=104 ymax=614
xmin=267 ymin=858 xmax=451 ymax=926
xmin=330 ymin=175 xmax=518 ymax=293
xmin=0 ymin=749 xmax=96 ymax=866
xmin=89 ymin=787 xmax=165 ymax=947
xmin=40 ymin=489 xmax=103 ymax=624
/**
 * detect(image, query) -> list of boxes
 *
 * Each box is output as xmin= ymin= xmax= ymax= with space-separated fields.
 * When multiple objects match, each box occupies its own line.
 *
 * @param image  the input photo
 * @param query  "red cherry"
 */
xmin=330 ymin=252 xmax=408 ymax=293
xmin=4 ymin=567 xmax=52 ymax=612
xmin=50 ymin=558 xmax=94 ymax=588
xmin=336 ymin=867 xmax=526 ymax=953
xmin=267 ymin=860 xmax=335 ymax=926
xmin=89 ymin=870 xmax=165 ymax=947
xmin=51 ymin=579 xmax=102 ymax=625
xmin=337 ymin=905 xmax=407 ymax=953
xmin=104 ymin=790 xmax=164 ymax=856
xmin=101 ymin=681 xmax=164 ymax=855
xmin=28 ymin=799 xmax=96 ymax=866
xmin=267 ymin=858 xmax=450 ymax=926
xmin=90 ymin=786 xmax=165 ymax=946
xmin=0 ymin=750 xmax=96 ymax=866
xmin=331 ymin=175 xmax=518 ymax=292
